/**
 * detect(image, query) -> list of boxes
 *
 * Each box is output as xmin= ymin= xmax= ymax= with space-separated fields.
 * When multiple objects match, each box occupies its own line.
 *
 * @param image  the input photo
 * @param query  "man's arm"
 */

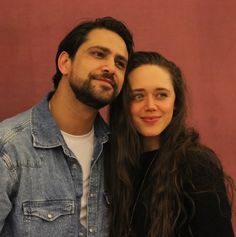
xmin=0 ymin=153 xmax=16 ymax=233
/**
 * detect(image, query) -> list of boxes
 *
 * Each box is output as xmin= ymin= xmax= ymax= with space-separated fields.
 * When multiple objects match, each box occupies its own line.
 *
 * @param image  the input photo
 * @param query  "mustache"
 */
xmin=89 ymin=72 xmax=115 ymax=86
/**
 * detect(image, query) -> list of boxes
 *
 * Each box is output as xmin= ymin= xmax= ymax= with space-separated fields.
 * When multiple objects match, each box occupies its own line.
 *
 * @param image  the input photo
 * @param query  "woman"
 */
xmin=106 ymin=51 xmax=235 ymax=237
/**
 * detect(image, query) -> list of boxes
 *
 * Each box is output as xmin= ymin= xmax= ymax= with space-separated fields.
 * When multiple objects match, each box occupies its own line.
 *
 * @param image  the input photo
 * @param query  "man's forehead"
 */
xmin=82 ymin=28 xmax=128 ymax=58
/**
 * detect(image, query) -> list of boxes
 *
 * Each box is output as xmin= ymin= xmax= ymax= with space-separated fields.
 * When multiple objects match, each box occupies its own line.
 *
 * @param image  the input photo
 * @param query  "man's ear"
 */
xmin=58 ymin=51 xmax=71 ymax=76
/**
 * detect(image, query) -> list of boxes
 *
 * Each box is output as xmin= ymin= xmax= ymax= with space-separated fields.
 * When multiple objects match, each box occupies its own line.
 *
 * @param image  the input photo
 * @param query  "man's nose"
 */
xmin=101 ymin=58 xmax=116 ymax=73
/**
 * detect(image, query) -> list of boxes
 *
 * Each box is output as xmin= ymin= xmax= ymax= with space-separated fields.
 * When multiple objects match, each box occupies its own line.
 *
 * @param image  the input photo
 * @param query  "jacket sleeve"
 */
xmin=0 ymin=153 xmax=16 ymax=234
xmin=189 ymin=187 xmax=234 ymax=237
xmin=184 ymin=149 xmax=234 ymax=237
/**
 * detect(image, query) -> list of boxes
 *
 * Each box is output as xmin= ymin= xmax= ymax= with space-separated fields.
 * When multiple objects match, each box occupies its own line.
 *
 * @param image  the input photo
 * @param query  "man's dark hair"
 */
xmin=52 ymin=16 xmax=134 ymax=89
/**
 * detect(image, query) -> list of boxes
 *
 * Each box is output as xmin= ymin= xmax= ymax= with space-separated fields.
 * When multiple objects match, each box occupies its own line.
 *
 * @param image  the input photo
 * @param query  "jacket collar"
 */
xmin=31 ymin=92 xmax=110 ymax=148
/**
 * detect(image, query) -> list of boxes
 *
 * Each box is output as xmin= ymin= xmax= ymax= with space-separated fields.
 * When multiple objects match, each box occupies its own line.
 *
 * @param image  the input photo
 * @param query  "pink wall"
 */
xmin=0 ymin=0 xmax=236 ymax=230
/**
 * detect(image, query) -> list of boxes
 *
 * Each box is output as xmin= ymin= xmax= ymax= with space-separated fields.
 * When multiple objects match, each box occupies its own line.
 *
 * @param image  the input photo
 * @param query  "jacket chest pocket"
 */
xmin=22 ymin=200 xmax=75 ymax=237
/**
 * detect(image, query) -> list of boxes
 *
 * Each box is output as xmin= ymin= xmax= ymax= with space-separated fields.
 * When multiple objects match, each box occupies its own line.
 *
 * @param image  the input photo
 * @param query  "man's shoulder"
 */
xmin=0 ymin=109 xmax=32 ymax=134
xmin=0 ymin=94 xmax=50 ymax=145
xmin=0 ymin=108 xmax=32 ymax=148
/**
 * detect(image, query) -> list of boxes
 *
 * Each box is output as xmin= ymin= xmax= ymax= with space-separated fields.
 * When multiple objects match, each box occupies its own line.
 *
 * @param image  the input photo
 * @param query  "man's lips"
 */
xmin=93 ymin=77 xmax=115 ymax=88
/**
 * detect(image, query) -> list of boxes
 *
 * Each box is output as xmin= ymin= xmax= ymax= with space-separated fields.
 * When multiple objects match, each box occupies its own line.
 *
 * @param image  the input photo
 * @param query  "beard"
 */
xmin=69 ymin=71 xmax=119 ymax=109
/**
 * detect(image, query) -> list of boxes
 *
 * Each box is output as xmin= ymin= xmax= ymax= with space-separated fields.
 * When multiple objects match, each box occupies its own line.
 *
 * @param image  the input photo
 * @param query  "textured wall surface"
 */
xmin=0 ymin=0 xmax=235 ymax=231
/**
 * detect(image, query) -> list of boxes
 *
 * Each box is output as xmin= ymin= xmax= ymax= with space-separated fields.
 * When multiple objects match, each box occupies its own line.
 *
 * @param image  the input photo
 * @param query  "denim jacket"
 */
xmin=0 ymin=94 xmax=110 ymax=237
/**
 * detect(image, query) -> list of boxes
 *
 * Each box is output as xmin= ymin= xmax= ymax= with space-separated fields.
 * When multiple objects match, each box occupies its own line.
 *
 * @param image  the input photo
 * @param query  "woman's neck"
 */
xmin=142 ymin=136 xmax=160 ymax=152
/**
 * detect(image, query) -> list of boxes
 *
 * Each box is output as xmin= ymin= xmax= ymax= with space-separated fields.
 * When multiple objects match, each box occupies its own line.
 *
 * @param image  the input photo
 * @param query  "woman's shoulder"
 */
xmin=181 ymin=145 xmax=225 ymax=191
xmin=183 ymin=144 xmax=222 ymax=170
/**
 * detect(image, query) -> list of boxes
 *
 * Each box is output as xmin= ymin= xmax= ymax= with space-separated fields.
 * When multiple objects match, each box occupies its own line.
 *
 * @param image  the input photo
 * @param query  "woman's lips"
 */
xmin=141 ymin=116 xmax=161 ymax=123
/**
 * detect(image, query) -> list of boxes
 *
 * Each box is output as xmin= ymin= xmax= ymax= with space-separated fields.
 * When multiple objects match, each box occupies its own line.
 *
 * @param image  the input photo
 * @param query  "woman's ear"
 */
xmin=57 ymin=51 xmax=71 ymax=76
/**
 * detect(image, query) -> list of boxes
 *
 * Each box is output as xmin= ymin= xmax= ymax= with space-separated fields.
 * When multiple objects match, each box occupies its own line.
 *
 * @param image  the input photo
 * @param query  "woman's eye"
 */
xmin=156 ymin=92 xmax=168 ymax=99
xmin=132 ymin=94 xmax=144 ymax=101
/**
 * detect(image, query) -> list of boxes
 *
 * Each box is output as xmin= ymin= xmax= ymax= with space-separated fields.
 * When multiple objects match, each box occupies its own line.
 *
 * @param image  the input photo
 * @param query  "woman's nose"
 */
xmin=145 ymin=96 xmax=157 ymax=111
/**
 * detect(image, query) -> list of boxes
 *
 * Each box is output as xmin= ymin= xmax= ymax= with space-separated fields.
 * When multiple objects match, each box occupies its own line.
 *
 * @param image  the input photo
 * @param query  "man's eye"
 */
xmin=91 ymin=51 xmax=105 ymax=58
xmin=116 ymin=60 xmax=126 ymax=70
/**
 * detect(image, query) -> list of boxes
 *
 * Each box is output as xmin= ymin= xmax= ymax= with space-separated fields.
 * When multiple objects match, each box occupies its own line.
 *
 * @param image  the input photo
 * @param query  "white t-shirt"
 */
xmin=61 ymin=127 xmax=94 ymax=227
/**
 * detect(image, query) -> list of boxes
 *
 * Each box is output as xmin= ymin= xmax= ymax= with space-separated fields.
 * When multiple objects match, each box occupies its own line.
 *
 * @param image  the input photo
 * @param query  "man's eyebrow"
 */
xmin=88 ymin=46 xmax=110 ymax=52
xmin=131 ymin=88 xmax=171 ymax=92
xmin=88 ymin=46 xmax=128 ymax=63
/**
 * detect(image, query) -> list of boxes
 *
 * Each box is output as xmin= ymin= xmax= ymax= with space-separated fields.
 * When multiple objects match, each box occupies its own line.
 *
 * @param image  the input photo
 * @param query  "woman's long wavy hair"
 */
xmin=106 ymin=51 xmax=234 ymax=237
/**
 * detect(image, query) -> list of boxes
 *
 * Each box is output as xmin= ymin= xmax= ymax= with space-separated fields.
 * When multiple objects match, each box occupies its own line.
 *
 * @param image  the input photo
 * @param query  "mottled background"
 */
xmin=0 ymin=0 xmax=235 ymax=231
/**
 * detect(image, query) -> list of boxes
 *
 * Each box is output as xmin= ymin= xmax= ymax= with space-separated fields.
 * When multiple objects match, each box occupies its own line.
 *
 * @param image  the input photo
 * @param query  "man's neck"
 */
xmin=49 ymin=86 xmax=98 ymax=136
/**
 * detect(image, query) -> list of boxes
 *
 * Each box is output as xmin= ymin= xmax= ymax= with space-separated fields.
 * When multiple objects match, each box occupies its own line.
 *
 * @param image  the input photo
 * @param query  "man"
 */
xmin=0 ymin=16 xmax=133 ymax=237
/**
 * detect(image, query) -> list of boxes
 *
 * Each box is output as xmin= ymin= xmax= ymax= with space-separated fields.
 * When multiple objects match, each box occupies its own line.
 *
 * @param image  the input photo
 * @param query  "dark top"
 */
xmin=131 ymin=149 xmax=234 ymax=237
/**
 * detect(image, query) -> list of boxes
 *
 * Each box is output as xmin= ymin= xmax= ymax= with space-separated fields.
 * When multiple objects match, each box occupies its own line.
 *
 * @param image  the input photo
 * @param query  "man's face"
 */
xmin=65 ymin=28 xmax=129 ymax=109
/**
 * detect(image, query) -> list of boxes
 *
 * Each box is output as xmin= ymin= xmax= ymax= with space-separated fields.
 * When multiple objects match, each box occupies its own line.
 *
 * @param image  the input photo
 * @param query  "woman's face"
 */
xmin=129 ymin=64 xmax=175 ymax=149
